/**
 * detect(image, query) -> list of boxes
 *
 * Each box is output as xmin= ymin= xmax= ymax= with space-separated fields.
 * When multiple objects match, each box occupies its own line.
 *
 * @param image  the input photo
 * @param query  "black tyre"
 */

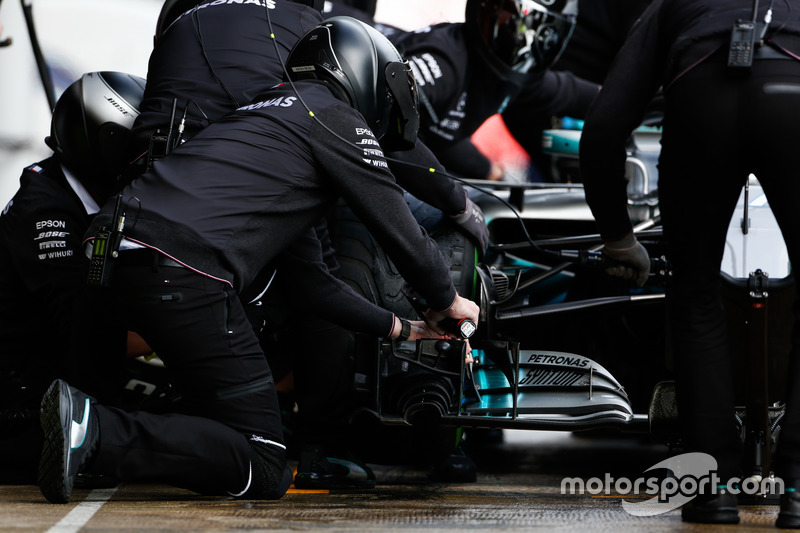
xmin=329 ymin=201 xmax=479 ymax=318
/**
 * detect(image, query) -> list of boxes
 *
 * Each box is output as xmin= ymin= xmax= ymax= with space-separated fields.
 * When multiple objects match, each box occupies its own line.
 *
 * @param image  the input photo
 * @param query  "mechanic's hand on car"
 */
xmin=396 ymin=319 xmax=476 ymax=364
xmin=449 ymin=196 xmax=489 ymax=258
xmin=601 ymin=233 xmax=650 ymax=288
xmin=427 ymin=293 xmax=480 ymax=330
xmin=405 ymin=320 xmax=445 ymax=341
xmin=414 ymin=320 xmax=476 ymax=364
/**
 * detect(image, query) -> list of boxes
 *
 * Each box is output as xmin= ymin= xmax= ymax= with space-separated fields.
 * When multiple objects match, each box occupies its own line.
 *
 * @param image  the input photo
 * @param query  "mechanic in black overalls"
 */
xmin=386 ymin=0 xmax=597 ymax=184
xmin=580 ymin=0 xmax=800 ymax=526
xmin=134 ymin=0 xmax=486 ymax=491
xmin=131 ymin=0 xmax=322 ymax=153
xmin=0 ymin=72 xmax=148 ymax=484
xmin=504 ymin=0 xmax=655 ymax=180
xmin=37 ymin=17 xmax=479 ymax=504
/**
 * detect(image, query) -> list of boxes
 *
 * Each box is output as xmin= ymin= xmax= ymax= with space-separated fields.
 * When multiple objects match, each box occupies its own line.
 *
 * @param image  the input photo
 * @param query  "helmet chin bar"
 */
xmin=381 ymin=61 xmax=420 ymax=152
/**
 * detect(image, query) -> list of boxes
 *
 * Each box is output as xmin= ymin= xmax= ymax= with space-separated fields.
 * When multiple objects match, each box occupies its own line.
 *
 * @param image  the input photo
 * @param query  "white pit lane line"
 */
xmin=46 ymin=487 xmax=117 ymax=533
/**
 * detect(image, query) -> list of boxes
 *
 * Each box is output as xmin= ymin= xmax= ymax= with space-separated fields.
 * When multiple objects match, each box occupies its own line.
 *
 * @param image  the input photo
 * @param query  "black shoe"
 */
xmin=777 ymin=491 xmax=800 ymax=529
xmin=428 ymin=445 xmax=477 ymax=483
xmin=294 ymin=445 xmax=375 ymax=490
xmin=37 ymin=380 xmax=100 ymax=503
xmin=681 ymin=490 xmax=739 ymax=524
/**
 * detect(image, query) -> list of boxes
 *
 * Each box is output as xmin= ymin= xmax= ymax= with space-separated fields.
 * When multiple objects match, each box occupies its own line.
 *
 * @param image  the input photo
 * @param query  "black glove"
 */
xmin=449 ymin=197 xmax=489 ymax=258
xmin=601 ymin=234 xmax=650 ymax=288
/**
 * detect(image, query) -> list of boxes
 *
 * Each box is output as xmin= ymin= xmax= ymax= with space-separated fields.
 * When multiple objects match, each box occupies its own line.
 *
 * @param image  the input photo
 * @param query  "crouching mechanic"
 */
xmin=0 ymin=71 xmax=149 ymax=484
xmin=141 ymin=0 xmax=479 ymax=490
xmin=37 ymin=16 xmax=479 ymax=503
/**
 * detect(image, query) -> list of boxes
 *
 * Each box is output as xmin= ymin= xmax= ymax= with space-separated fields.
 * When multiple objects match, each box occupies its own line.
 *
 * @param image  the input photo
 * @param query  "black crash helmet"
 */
xmin=45 ymin=71 xmax=146 ymax=196
xmin=285 ymin=15 xmax=420 ymax=151
xmin=465 ymin=0 xmax=578 ymax=85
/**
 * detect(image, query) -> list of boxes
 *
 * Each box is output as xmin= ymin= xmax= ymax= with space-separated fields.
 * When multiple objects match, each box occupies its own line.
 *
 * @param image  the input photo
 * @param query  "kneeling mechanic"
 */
xmin=37 ymin=16 xmax=478 ymax=503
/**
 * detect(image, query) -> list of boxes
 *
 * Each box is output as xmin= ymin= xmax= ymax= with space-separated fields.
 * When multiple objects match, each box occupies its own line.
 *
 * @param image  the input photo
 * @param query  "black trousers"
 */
xmin=662 ymin=57 xmax=800 ymax=480
xmin=89 ymin=254 xmax=286 ymax=496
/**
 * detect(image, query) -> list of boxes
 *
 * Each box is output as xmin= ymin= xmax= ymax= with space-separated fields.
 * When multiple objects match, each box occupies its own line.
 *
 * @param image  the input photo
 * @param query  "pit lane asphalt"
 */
xmin=0 ymin=431 xmax=783 ymax=532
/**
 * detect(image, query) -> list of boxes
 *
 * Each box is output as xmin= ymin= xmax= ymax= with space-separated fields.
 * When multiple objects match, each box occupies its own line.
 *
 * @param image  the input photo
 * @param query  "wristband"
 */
xmin=396 ymin=318 xmax=412 ymax=342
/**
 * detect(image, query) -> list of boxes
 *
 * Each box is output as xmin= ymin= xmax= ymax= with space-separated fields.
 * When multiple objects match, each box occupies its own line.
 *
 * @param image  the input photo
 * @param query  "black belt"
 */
xmin=116 ymin=248 xmax=184 ymax=269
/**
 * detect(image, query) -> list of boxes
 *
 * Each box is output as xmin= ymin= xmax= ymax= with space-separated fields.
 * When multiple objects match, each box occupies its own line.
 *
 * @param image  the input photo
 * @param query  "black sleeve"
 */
xmin=276 ymin=229 xmax=395 ymax=337
xmin=580 ymin=2 xmax=665 ymax=241
xmin=310 ymin=103 xmax=457 ymax=311
xmin=385 ymin=140 xmax=468 ymax=215
xmin=500 ymin=70 xmax=599 ymax=163
xmin=429 ymin=138 xmax=492 ymax=181
xmin=504 ymin=70 xmax=601 ymax=124
xmin=312 ymin=218 xmax=340 ymax=275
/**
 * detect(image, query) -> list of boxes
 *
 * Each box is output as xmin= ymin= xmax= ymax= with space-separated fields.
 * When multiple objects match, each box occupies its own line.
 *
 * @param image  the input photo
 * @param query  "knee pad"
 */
xmin=240 ymin=439 xmax=291 ymax=500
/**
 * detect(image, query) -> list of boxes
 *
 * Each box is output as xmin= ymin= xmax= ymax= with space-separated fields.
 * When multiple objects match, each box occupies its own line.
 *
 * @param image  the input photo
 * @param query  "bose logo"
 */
xmin=105 ymin=96 xmax=134 ymax=117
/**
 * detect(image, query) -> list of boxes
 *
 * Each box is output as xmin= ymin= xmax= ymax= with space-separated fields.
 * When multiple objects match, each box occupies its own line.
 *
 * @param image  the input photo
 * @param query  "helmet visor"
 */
xmin=477 ymin=0 xmax=576 ymax=75
xmin=383 ymin=60 xmax=419 ymax=151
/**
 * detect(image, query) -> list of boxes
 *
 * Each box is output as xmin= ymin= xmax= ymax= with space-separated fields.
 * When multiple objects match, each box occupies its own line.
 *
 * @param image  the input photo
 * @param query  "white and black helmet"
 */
xmin=465 ymin=0 xmax=578 ymax=84
xmin=45 ymin=71 xmax=146 ymax=195
xmin=286 ymin=16 xmax=420 ymax=151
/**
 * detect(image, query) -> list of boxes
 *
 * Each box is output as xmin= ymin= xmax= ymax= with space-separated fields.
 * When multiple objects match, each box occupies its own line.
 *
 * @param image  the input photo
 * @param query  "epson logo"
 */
xmin=105 ymin=96 xmax=133 ymax=117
